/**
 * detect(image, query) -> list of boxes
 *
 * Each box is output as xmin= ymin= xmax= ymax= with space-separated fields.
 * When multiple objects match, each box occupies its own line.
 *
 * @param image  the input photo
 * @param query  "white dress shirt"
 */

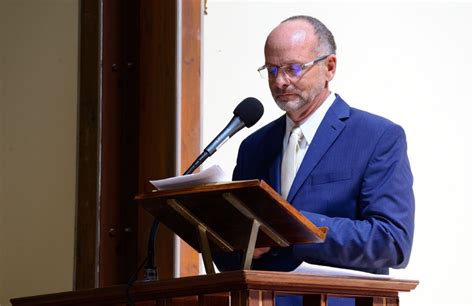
xmin=282 ymin=92 xmax=336 ymax=174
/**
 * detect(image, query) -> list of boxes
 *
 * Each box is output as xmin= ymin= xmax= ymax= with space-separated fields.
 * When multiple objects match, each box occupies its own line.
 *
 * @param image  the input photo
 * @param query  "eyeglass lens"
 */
xmin=269 ymin=64 xmax=302 ymax=79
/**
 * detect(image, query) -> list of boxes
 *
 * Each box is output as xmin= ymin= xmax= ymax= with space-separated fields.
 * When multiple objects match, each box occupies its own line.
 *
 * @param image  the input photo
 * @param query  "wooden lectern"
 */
xmin=11 ymin=180 xmax=419 ymax=306
xmin=11 ymin=270 xmax=418 ymax=305
xmin=136 ymin=180 xmax=327 ymax=273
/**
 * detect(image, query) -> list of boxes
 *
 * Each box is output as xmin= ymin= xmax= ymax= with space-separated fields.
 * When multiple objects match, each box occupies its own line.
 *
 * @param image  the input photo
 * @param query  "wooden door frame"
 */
xmin=75 ymin=0 xmax=100 ymax=289
xmin=75 ymin=0 xmax=202 ymax=289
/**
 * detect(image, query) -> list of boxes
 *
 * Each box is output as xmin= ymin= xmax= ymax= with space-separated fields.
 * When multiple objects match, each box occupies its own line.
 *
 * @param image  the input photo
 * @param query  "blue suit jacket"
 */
xmin=214 ymin=94 xmax=414 ymax=275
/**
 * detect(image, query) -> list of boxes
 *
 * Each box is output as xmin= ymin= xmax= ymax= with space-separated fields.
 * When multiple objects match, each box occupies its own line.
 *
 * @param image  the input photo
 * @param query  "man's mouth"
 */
xmin=277 ymin=93 xmax=297 ymax=100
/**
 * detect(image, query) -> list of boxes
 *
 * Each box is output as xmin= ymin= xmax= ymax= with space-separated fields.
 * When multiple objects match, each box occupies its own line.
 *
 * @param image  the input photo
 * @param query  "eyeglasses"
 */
xmin=257 ymin=54 xmax=331 ymax=80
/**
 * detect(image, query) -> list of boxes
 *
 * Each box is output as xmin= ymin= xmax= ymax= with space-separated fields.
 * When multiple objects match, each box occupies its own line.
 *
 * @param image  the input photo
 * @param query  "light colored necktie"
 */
xmin=281 ymin=126 xmax=303 ymax=200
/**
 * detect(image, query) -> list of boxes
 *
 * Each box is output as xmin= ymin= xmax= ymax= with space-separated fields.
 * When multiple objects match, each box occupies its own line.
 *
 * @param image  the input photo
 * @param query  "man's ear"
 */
xmin=326 ymin=54 xmax=337 ymax=81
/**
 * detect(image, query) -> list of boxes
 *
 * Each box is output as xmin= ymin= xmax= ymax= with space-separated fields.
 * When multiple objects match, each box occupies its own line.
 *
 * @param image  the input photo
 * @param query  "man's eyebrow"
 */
xmin=265 ymin=60 xmax=302 ymax=66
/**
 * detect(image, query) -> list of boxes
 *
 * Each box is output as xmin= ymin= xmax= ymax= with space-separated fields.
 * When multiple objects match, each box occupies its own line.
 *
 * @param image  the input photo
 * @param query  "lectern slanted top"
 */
xmin=135 ymin=180 xmax=327 ymax=272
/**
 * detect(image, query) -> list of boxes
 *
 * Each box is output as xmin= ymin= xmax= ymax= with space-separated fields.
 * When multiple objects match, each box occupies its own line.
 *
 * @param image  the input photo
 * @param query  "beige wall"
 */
xmin=203 ymin=2 xmax=473 ymax=306
xmin=0 ymin=0 xmax=79 ymax=304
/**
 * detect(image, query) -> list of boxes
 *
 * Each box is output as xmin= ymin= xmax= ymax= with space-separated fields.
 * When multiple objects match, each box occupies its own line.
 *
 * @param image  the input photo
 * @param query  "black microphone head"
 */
xmin=233 ymin=97 xmax=264 ymax=127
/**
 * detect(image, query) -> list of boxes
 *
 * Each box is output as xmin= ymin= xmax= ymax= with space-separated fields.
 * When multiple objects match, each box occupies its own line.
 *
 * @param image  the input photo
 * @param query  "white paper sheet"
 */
xmin=291 ymin=262 xmax=392 ymax=279
xmin=149 ymin=165 xmax=227 ymax=190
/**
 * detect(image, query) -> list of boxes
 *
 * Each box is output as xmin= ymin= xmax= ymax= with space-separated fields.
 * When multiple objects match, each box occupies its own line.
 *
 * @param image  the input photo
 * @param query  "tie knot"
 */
xmin=290 ymin=126 xmax=303 ymax=143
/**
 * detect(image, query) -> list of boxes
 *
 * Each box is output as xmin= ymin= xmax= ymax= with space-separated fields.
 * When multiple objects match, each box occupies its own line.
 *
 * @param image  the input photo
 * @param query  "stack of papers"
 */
xmin=209 ymin=261 xmax=392 ymax=279
xmin=291 ymin=262 xmax=392 ymax=279
xmin=149 ymin=165 xmax=227 ymax=190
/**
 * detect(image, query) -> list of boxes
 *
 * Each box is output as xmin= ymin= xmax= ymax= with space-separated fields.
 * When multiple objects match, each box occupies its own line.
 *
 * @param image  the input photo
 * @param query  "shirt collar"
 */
xmin=284 ymin=92 xmax=336 ymax=148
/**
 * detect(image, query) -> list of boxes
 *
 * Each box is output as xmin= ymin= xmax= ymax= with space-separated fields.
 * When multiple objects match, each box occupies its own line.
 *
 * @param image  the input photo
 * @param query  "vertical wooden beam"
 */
xmin=75 ymin=0 xmax=100 ymax=290
xmin=355 ymin=297 xmax=372 ymax=306
xmin=386 ymin=297 xmax=399 ymax=306
xmin=76 ymin=0 xmax=140 ymax=289
xmin=100 ymin=0 xmax=139 ymax=286
xmin=138 ymin=0 xmax=178 ymax=280
xmin=179 ymin=0 xmax=202 ymax=277
xmin=260 ymin=291 xmax=275 ymax=306
xmin=356 ymin=296 xmax=399 ymax=306
xmin=100 ymin=0 xmax=122 ymax=286
xmin=120 ymin=0 xmax=140 ymax=285
xmin=231 ymin=290 xmax=261 ymax=306
xmin=370 ymin=297 xmax=385 ymax=306
xmin=303 ymin=294 xmax=327 ymax=306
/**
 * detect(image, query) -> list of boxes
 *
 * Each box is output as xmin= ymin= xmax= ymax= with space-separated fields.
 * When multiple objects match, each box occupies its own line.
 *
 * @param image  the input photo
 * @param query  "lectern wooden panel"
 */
xmin=10 ymin=270 xmax=419 ymax=306
xmin=135 ymin=180 xmax=327 ymax=253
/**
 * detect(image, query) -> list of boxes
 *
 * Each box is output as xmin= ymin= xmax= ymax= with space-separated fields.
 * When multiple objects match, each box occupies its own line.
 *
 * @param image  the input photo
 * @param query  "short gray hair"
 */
xmin=282 ymin=15 xmax=336 ymax=55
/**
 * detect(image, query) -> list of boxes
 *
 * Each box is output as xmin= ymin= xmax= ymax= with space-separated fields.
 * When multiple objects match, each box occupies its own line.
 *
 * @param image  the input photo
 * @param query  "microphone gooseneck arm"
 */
xmin=183 ymin=151 xmax=209 ymax=176
xmin=181 ymin=116 xmax=244 ymax=175
xmin=204 ymin=116 xmax=245 ymax=155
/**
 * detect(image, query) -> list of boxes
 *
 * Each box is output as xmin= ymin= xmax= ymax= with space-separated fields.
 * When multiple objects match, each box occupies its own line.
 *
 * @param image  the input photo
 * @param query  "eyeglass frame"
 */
xmin=257 ymin=54 xmax=331 ymax=80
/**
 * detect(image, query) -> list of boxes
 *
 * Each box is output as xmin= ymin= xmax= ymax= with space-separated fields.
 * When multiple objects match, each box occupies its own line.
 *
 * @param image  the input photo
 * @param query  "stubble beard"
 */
xmin=274 ymin=94 xmax=308 ymax=113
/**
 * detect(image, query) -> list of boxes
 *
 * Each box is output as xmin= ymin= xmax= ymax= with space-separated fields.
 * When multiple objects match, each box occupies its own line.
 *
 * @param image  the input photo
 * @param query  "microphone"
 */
xmin=142 ymin=97 xmax=264 ymax=281
xmin=184 ymin=97 xmax=264 ymax=175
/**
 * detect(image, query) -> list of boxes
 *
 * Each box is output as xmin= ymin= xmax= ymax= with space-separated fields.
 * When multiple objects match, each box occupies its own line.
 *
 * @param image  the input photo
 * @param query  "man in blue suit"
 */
xmin=214 ymin=15 xmax=414 ymax=305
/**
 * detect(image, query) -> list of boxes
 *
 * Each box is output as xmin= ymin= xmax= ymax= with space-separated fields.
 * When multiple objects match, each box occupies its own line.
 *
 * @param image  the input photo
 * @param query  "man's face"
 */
xmin=264 ymin=20 xmax=335 ymax=122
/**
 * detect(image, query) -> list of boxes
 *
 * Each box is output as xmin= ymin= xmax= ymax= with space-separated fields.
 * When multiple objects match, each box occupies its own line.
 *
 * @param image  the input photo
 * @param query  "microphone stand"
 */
xmin=142 ymin=156 xmax=208 ymax=281
xmin=127 ymin=156 xmax=211 ymax=305
xmin=127 ymin=98 xmax=262 ymax=304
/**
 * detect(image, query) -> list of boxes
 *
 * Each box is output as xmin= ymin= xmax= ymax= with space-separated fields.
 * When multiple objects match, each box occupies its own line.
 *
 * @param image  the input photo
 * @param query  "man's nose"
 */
xmin=273 ymin=70 xmax=291 ymax=88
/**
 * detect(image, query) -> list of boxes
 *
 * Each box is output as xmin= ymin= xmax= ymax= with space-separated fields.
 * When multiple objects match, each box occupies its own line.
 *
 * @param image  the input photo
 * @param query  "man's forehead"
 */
xmin=266 ymin=21 xmax=316 ymax=48
xmin=289 ymin=29 xmax=308 ymax=45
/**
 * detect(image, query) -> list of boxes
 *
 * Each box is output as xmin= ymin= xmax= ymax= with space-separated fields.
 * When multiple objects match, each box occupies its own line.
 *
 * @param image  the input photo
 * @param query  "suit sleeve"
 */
xmin=291 ymin=124 xmax=415 ymax=272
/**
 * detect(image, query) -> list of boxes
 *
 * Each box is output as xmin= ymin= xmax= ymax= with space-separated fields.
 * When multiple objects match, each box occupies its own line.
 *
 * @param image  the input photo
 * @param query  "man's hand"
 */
xmin=253 ymin=247 xmax=271 ymax=259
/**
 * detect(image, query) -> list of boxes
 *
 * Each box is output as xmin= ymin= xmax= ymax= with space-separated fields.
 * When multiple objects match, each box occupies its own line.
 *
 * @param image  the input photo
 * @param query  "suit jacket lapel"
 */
xmin=287 ymin=96 xmax=350 ymax=202
xmin=265 ymin=116 xmax=286 ymax=193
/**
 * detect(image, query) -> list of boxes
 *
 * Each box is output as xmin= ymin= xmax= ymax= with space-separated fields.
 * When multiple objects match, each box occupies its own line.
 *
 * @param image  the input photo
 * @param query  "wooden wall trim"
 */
xmin=179 ymin=0 xmax=202 ymax=277
xmin=75 ymin=0 xmax=100 ymax=290
xmin=99 ymin=0 xmax=139 ymax=287
xmin=137 ymin=0 xmax=178 ymax=280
